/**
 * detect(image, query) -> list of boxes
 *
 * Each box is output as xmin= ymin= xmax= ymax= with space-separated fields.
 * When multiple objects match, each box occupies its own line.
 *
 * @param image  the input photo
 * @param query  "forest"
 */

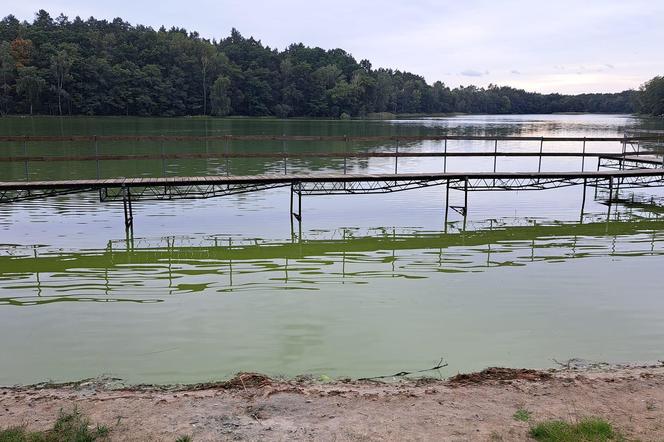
xmin=0 ymin=10 xmax=659 ymax=118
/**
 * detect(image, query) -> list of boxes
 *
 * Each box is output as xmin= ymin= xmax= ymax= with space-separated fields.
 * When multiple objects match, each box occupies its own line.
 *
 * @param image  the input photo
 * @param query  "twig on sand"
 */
xmin=358 ymin=358 xmax=448 ymax=381
xmin=552 ymin=359 xmax=572 ymax=370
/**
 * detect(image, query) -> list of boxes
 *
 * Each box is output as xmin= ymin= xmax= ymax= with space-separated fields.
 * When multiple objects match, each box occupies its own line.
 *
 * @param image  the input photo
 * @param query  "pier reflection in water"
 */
xmin=2 ymin=215 xmax=663 ymax=306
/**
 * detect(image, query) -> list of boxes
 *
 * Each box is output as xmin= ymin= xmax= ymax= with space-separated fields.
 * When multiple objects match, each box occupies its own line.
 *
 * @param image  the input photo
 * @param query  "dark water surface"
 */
xmin=1 ymin=114 xmax=664 ymax=385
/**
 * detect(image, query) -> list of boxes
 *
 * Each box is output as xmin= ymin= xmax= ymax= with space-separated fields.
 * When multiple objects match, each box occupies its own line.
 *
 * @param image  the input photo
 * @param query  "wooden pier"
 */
xmin=1 ymin=134 xmax=663 ymax=231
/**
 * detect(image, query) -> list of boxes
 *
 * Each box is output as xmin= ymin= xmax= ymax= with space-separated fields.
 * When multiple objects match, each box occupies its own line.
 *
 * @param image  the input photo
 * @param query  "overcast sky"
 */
xmin=9 ymin=0 xmax=664 ymax=94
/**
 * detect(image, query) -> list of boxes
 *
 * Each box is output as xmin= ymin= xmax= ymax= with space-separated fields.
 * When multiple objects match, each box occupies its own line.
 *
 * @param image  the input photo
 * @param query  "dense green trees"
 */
xmin=638 ymin=76 xmax=664 ymax=116
xmin=0 ymin=10 xmax=653 ymax=118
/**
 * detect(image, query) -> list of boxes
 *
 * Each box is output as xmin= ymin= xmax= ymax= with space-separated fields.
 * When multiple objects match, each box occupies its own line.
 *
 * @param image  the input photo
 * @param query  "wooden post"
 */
xmin=444 ymin=137 xmax=448 ymax=172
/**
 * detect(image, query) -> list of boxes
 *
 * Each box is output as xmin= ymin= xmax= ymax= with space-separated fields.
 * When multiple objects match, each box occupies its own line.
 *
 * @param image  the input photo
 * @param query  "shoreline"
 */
xmin=2 ymin=364 xmax=664 ymax=440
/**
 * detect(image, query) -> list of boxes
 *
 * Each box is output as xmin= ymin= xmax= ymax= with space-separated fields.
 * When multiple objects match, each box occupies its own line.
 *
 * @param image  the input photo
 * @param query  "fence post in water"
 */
xmin=289 ymin=183 xmax=294 ymax=225
xmin=122 ymin=185 xmax=134 ymax=231
xmin=538 ymin=137 xmax=544 ymax=173
xmin=225 ymin=135 xmax=231 ymax=176
xmin=160 ymin=135 xmax=166 ymax=177
xmin=343 ymin=135 xmax=348 ymax=174
xmin=23 ymin=136 xmax=29 ymax=181
xmin=443 ymin=137 xmax=448 ymax=173
xmin=463 ymin=178 xmax=468 ymax=231
xmin=581 ymin=137 xmax=586 ymax=171
xmin=395 ymin=137 xmax=399 ymax=174
xmin=580 ymin=178 xmax=587 ymax=223
xmin=607 ymin=177 xmax=614 ymax=219
xmin=282 ymin=134 xmax=287 ymax=175
xmin=290 ymin=182 xmax=302 ymax=222
xmin=493 ymin=139 xmax=498 ymax=172
xmin=444 ymin=178 xmax=450 ymax=232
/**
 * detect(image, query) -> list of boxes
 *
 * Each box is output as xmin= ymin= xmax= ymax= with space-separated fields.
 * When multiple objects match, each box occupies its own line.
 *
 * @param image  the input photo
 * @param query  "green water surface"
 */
xmin=1 ymin=114 xmax=664 ymax=385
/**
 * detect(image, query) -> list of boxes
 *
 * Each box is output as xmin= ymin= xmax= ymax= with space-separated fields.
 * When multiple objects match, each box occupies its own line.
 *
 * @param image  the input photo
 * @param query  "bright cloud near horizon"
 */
xmin=8 ymin=0 xmax=664 ymax=94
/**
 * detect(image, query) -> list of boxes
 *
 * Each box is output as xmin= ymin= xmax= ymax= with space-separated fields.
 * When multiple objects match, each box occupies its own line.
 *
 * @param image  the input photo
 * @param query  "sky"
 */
xmin=8 ymin=0 xmax=664 ymax=94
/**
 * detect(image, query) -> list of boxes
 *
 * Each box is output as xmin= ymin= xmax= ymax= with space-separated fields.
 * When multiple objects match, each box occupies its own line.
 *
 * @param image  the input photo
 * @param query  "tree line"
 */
xmin=0 ymin=10 xmax=659 ymax=118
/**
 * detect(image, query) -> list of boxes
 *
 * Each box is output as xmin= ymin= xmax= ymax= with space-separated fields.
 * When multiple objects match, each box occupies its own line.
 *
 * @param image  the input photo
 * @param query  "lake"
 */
xmin=1 ymin=114 xmax=664 ymax=385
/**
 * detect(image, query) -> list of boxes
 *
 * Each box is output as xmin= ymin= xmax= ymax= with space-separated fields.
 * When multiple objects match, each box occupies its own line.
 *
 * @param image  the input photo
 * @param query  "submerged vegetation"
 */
xmin=0 ymin=10 xmax=647 ymax=118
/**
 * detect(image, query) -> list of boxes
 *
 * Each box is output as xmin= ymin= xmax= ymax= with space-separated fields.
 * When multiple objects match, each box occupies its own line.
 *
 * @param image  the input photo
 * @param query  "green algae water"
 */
xmin=2 ymin=114 xmax=664 ymax=385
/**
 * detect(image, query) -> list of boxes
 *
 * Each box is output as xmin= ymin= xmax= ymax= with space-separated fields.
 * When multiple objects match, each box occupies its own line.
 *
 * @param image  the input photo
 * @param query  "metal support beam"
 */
xmin=580 ymin=178 xmax=587 ymax=223
xmin=581 ymin=138 xmax=586 ymax=171
xmin=23 ymin=139 xmax=29 ymax=181
xmin=291 ymin=183 xmax=302 ymax=222
xmin=122 ymin=185 xmax=133 ymax=231
xmin=444 ymin=178 xmax=450 ymax=231
xmin=463 ymin=178 xmax=468 ymax=231
xmin=538 ymin=138 xmax=544 ymax=173
xmin=343 ymin=135 xmax=348 ymax=174
xmin=607 ymin=177 xmax=613 ymax=219
xmin=493 ymin=139 xmax=498 ymax=172
xmin=394 ymin=139 xmax=399 ymax=174
xmin=282 ymin=134 xmax=287 ymax=174
xmin=94 ymin=135 xmax=100 ymax=179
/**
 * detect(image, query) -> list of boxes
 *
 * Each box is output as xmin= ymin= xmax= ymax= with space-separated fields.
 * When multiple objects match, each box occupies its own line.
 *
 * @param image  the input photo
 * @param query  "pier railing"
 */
xmin=0 ymin=134 xmax=662 ymax=179
xmin=2 ymin=134 xmax=664 ymax=232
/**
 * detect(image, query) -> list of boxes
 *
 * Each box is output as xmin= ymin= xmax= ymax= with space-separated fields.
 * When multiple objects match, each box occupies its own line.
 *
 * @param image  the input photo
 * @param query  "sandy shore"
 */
xmin=2 ymin=365 xmax=664 ymax=441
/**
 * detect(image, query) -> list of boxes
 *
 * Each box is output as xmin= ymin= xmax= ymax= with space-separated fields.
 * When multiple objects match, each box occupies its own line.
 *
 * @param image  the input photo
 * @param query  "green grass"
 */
xmin=0 ymin=408 xmax=109 ymax=442
xmin=513 ymin=408 xmax=531 ymax=422
xmin=530 ymin=417 xmax=624 ymax=442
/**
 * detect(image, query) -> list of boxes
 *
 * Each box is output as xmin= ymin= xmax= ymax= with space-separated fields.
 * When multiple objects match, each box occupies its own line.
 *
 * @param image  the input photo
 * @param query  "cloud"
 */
xmin=511 ymin=70 xmax=521 ymax=75
xmin=461 ymin=69 xmax=488 ymax=77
